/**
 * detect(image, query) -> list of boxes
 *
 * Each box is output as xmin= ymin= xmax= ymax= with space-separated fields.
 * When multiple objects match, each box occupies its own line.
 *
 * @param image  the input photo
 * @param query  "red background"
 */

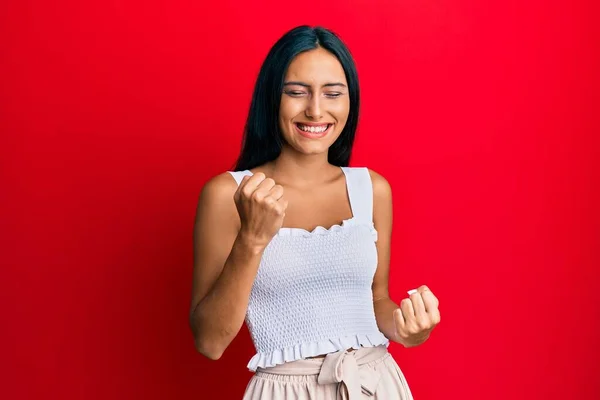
xmin=2 ymin=0 xmax=599 ymax=399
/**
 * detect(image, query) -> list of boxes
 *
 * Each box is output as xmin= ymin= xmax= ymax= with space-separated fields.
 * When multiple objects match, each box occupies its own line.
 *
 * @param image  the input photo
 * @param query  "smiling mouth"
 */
xmin=294 ymin=122 xmax=332 ymax=134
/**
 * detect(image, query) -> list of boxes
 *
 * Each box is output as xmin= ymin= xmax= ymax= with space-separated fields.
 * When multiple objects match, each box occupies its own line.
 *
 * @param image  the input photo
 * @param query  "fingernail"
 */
xmin=407 ymin=289 xmax=418 ymax=295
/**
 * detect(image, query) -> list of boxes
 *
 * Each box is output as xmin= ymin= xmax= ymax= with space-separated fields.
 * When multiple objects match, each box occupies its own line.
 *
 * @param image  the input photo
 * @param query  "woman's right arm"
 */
xmin=189 ymin=172 xmax=286 ymax=360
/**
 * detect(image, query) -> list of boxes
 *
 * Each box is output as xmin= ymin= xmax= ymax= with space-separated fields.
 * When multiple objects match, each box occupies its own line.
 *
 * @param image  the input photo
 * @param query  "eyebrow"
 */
xmin=283 ymin=81 xmax=347 ymax=88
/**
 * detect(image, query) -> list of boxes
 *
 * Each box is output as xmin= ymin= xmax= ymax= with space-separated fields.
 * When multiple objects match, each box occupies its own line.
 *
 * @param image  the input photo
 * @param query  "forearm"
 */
xmin=190 ymin=232 xmax=265 ymax=358
xmin=374 ymin=296 xmax=401 ymax=343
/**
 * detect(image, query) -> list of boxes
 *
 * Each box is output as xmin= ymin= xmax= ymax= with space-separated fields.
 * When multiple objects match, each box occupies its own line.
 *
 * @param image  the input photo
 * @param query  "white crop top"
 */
xmin=228 ymin=167 xmax=389 ymax=371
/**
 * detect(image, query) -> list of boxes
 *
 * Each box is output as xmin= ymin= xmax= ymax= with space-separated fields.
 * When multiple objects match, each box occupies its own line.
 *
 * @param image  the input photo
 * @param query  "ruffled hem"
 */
xmin=276 ymin=217 xmax=378 ymax=241
xmin=246 ymin=332 xmax=390 ymax=371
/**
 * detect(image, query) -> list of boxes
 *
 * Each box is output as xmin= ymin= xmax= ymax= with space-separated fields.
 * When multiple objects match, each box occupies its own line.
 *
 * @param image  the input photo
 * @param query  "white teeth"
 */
xmin=298 ymin=124 xmax=329 ymax=133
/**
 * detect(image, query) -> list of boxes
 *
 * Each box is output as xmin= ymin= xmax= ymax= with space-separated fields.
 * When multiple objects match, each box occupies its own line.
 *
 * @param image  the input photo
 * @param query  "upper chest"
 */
xmin=279 ymin=181 xmax=353 ymax=232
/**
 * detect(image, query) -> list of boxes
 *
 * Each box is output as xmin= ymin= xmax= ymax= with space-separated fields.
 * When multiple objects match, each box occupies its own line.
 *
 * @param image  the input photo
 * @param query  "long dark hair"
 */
xmin=233 ymin=25 xmax=360 ymax=171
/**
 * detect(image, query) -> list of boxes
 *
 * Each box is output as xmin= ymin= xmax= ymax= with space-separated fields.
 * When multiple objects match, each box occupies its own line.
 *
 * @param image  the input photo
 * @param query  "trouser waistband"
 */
xmin=256 ymin=345 xmax=389 ymax=399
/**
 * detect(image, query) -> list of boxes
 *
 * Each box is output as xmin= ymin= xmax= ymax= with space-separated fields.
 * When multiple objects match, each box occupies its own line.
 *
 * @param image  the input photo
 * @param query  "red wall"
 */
xmin=2 ymin=1 xmax=599 ymax=399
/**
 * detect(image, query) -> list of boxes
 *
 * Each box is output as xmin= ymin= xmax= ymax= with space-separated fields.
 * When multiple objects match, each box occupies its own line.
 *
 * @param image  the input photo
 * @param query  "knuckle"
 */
xmin=242 ymin=189 xmax=254 ymax=199
xmin=408 ymin=325 xmax=420 ymax=335
xmin=251 ymin=191 xmax=263 ymax=201
xmin=417 ymin=320 xmax=431 ymax=330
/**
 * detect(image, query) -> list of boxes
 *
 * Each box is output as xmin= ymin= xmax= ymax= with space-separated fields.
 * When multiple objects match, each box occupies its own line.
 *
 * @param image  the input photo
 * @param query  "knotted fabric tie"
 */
xmin=317 ymin=348 xmax=384 ymax=399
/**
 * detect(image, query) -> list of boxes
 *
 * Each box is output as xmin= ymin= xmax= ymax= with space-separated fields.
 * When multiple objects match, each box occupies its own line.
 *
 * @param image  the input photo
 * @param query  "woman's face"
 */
xmin=278 ymin=47 xmax=350 ymax=156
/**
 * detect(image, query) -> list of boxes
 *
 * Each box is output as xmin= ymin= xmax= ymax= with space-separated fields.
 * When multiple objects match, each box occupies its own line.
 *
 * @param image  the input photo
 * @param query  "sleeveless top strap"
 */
xmin=341 ymin=167 xmax=373 ymax=225
xmin=228 ymin=170 xmax=253 ymax=186
xmin=229 ymin=168 xmax=373 ymax=224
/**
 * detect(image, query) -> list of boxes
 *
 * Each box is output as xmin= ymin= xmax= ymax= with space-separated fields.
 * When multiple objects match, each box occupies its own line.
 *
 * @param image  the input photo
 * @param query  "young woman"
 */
xmin=190 ymin=25 xmax=441 ymax=399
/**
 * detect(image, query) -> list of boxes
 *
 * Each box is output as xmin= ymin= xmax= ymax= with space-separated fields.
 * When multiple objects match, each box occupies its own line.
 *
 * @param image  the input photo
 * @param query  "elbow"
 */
xmin=189 ymin=306 xmax=237 ymax=361
xmin=194 ymin=338 xmax=225 ymax=360
xmin=191 ymin=323 xmax=227 ymax=360
xmin=189 ymin=307 xmax=224 ymax=360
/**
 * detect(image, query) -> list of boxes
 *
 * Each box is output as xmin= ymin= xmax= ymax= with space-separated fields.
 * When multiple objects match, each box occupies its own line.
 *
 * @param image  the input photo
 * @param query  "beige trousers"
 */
xmin=242 ymin=346 xmax=414 ymax=400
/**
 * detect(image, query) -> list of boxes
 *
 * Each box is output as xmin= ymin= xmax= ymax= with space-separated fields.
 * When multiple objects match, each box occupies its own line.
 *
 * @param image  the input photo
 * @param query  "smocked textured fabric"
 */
xmin=227 ymin=167 xmax=389 ymax=372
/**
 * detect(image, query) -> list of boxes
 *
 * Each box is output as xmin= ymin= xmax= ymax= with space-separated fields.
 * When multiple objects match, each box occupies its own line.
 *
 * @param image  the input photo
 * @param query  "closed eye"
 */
xmin=284 ymin=90 xmax=307 ymax=97
xmin=284 ymin=90 xmax=344 ymax=99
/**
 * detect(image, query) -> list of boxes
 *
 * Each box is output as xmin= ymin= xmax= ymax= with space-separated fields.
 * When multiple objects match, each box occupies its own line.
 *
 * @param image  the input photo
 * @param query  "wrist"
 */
xmin=235 ymin=230 xmax=266 ymax=256
xmin=398 ymin=331 xmax=430 ymax=348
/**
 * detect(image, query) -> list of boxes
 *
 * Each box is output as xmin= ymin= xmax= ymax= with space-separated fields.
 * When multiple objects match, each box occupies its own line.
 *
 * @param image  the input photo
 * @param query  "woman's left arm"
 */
xmin=369 ymin=169 xmax=441 ymax=348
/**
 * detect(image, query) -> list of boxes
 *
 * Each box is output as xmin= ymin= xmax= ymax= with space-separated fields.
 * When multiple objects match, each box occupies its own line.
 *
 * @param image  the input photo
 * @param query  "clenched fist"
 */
xmin=393 ymin=285 xmax=440 ymax=347
xmin=234 ymin=172 xmax=289 ymax=250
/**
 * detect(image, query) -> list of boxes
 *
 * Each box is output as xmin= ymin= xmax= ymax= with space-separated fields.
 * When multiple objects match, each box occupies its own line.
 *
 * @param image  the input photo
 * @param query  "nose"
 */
xmin=304 ymin=95 xmax=323 ymax=120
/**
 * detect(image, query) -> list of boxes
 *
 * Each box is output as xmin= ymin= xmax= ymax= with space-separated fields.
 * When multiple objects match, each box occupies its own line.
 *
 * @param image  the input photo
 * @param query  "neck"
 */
xmin=266 ymin=146 xmax=338 ymax=186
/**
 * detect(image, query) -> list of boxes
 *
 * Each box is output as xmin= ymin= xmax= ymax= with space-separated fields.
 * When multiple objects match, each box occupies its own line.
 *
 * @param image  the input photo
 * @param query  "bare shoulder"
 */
xmin=367 ymin=168 xmax=392 ymax=202
xmin=196 ymin=172 xmax=241 ymax=227
xmin=200 ymin=172 xmax=239 ymax=201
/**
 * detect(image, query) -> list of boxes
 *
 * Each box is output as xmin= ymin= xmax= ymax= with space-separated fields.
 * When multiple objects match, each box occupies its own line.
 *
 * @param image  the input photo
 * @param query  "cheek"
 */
xmin=279 ymin=98 xmax=303 ymax=120
xmin=278 ymin=101 xmax=298 ymax=138
xmin=331 ymin=99 xmax=350 ymax=122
